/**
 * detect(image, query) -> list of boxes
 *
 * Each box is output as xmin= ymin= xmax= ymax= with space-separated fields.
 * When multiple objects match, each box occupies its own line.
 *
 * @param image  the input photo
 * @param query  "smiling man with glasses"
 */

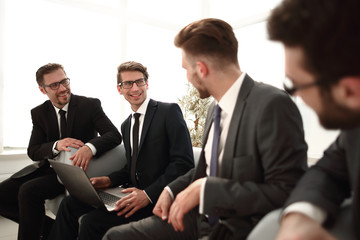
xmin=0 ymin=63 xmax=122 ymax=240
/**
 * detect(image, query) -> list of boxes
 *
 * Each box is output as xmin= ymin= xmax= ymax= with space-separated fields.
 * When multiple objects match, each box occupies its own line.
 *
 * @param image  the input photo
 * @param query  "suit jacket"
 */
xmin=108 ymin=99 xmax=194 ymax=203
xmin=284 ymin=128 xmax=360 ymax=238
xmin=168 ymin=74 xmax=308 ymax=237
xmin=13 ymin=94 xmax=122 ymax=178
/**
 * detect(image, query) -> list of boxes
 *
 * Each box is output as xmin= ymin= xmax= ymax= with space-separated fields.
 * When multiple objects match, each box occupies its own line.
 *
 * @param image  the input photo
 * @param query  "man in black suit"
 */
xmin=48 ymin=61 xmax=194 ymax=240
xmin=265 ymin=0 xmax=360 ymax=239
xmin=0 ymin=63 xmax=122 ymax=240
xmin=102 ymin=18 xmax=308 ymax=240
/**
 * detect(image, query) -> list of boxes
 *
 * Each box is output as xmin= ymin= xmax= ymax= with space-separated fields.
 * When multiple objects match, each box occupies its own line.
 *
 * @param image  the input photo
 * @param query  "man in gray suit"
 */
xmin=103 ymin=18 xmax=308 ymax=240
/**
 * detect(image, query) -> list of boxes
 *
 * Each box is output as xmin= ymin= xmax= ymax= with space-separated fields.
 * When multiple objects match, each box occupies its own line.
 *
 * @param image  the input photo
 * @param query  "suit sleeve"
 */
xmin=283 ymin=132 xmax=351 ymax=223
xmin=203 ymin=93 xmax=308 ymax=218
xmin=87 ymin=98 xmax=122 ymax=156
xmin=144 ymin=103 xmax=195 ymax=202
xmin=27 ymin=108 xmax=57 ymax=161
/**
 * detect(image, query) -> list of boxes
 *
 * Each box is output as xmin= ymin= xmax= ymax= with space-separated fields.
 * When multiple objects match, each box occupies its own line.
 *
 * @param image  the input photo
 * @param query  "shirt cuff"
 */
xmin=199 ymin=177 xmax=207 ymax=214
xmin=52 ymin=141 xmax=60 ymax=156
xmin=282 ymin=202 xmax=327 ymax=224
xmin=143 ymin=190 xmax=153 ymax=204
xmin=85 ymin=143 xmax=96 ymax=156
xmin=164 ymin=186 xmax=174 ymax=201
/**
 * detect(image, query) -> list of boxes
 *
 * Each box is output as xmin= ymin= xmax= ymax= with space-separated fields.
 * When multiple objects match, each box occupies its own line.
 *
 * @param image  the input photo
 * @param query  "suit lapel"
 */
xmin=220 ymin=74 xmax=254 ymax=177
xmin=123 ymin=115 xmax=132 ymax=160
xmin=139 ymin=99 xmax=157 ymax=150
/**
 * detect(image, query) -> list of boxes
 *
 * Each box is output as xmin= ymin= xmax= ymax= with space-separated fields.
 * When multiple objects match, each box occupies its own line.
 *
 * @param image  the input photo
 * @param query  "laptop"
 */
xmin=49 ymin=159 xmax=128 ymax=211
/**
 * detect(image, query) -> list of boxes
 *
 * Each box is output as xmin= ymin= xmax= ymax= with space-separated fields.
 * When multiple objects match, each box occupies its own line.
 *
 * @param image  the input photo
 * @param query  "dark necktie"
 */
xmin=210 ymin=105 xmax=222 ymax=177
xmin=59 ymin=109 xmax=67 ymax=139
xmin=209 ymin=105 xmax=221 ymax=226
xmin=131 ymin=113 xmax=141 ymax=186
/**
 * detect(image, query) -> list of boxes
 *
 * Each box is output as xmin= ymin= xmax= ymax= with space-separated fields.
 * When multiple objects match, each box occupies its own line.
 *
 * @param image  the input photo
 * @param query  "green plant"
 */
xmin=178 ymin=83 xmax=212 ymax=147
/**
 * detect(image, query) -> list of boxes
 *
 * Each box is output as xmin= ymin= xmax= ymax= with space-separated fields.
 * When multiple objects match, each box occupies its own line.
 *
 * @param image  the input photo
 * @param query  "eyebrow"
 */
xmin=123 ymin=78 xmax=144 ymax=82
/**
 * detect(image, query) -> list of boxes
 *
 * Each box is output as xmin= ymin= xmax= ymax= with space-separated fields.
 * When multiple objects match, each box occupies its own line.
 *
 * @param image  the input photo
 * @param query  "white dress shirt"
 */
xmin=126 ymin=97 xmax=153 ymax=203
xmin=198 ymin=72 xmax=245 ymax=213
xmin=52 ymin=102 xmax=96 ymax=156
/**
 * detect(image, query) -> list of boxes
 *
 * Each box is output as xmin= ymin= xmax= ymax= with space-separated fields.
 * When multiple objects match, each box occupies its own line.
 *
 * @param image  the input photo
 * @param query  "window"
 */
xmin=0 ymin=0 xmax=338 ymax=158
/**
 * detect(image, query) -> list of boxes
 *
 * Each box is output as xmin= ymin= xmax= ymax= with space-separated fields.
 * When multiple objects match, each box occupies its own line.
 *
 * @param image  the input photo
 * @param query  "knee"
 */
xmin=102 ymin=227 xmax=117 ymax=240
xmin=18 ymin=182 xmax=37 ymax=202
xmin=79 ymin=212 xmax=96 ymax=232
xmin=102 ymin=225 xmax=132 ymax=240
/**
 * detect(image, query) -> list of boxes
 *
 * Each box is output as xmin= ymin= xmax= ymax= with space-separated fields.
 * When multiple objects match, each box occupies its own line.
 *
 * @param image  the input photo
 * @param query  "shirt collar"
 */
xmin=217 ymin=72 xmax=246 ymax=116
xmin=133 ymin=97 xmax=150 ymax=116
xmin=53 ymin=102 xmax=69 ymax=113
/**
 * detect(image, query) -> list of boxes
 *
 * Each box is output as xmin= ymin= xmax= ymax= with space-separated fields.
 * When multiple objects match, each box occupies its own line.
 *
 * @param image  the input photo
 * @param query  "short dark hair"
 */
xmin=117 ymin=61 xmax=149 ymax=84
xmin=268 ymin=0 xmax=360 ymax=83
xmin=36 ymin=63 xmax=66 ymax=86
xmin=174 ymin=18 xmax=239 ymax=67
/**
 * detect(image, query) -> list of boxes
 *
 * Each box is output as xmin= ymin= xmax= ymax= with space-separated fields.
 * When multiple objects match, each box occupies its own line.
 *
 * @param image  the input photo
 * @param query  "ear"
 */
xmin=117 ymin=85 xmax=123 ymax=95
xmin=334 ymin=77 xmax=360 ymax=109
xmin=196 ymin=61 xmax=209 ymax=78
xmin=39 ymin=86 xmax=47 ymax=95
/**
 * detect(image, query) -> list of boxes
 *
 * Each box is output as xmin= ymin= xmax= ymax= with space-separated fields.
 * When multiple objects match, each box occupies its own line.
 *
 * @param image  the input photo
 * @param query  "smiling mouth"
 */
xmin=130 ymin=92 xmax=142 ymax=97
xmin=58 ymin=91 xmax=69 ymax=98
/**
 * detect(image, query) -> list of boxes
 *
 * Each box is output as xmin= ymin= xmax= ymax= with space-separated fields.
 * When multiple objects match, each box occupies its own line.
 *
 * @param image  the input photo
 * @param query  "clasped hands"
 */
xmin=55 ymin=137 xmax=92 ymax=171
xmin=153 ymin=178 xmax=205 ymax=232
xmin=90 ymin=176 xmax=150 ymax=218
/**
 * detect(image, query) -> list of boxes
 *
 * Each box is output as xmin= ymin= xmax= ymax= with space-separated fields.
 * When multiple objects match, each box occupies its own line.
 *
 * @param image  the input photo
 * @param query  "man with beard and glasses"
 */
xmin=253 ymin=0 xmax=360 ymax=239
xmin=0 ymin=63 xmax=122 ymax=240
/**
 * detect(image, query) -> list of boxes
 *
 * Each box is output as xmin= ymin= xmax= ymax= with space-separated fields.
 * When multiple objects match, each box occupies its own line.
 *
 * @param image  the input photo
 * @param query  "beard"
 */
xmin=318 ymin=88 xmax=360 ymax=129
xmin=190 ymin=73 xmax=210 ymax=99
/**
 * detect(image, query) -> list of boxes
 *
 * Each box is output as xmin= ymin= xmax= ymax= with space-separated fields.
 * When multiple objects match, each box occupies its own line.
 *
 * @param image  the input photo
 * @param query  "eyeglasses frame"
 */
xmin=42 ymin=78 xmax=70 ymax=90
xmin=283 ymin=77 xmax=325 ymax=96
xmin=118 ymin=78 xmax=147 ymax=89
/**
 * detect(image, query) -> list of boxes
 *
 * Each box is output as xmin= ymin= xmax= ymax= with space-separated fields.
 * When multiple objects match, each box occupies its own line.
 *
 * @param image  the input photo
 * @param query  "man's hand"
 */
xmin=153 ymin=189 xmax=173 ymax=221
xmin=70 ymin=145 xmax=93 ymax=171
xmin=276 ymin=212 xmax=338 ymax=240
xmin=168 ymin=178 xmax=204 ymax=232
xmin=90 ymin=176 xmax=112 ymax=189
xmin=114 ymin=188 xmax=150 ymax=218
xmin=56 ymin=138 xmax=84 ymax=152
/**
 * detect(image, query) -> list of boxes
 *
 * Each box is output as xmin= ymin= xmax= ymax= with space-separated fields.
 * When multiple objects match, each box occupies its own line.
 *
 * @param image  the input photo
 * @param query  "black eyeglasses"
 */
xmin=42 ymin=78 xmax=70 ymax=90
xmin=118 ymin=78 xmax=146 ymax=89
xmin=283 ymin=77 xmax=323 ymax=96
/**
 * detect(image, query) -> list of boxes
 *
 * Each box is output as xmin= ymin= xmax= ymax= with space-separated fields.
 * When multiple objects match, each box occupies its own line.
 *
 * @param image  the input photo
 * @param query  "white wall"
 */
xmin=0 ymin=0 xmax=338 ymax=161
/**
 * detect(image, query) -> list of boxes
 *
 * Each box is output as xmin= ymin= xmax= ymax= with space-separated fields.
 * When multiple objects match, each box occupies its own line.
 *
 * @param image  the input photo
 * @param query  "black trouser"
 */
xmin=0 ymin=166 xmax=64 ymax=240
xmin=48 ymin=195 xmax=154 ymax=240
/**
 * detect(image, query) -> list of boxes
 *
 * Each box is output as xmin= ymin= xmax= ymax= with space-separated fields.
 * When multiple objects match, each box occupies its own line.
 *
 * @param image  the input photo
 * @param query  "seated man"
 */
xmin=264 ymin=0 xmax=360 ymax=239
xmin=0 ymin=63 xmax=122 ymax=240
xmin=102 ymin=18 xmax=308 ymax=240
xmin=48 ymin=61 xmax=195 ymax=240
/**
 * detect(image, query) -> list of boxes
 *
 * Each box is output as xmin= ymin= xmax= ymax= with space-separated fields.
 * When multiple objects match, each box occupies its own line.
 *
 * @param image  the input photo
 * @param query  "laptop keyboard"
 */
xmin=98 ymin=191 xmax=120 ymax=208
